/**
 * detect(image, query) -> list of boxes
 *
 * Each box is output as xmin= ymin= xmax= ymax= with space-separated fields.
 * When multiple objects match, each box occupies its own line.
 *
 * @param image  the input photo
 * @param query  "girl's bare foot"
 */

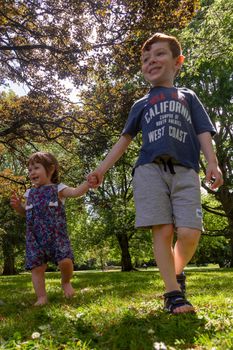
xmin=34 ymin=296 xmax=48 ymax=306
xmin=62 ymin=283 xmax=75 ymax=298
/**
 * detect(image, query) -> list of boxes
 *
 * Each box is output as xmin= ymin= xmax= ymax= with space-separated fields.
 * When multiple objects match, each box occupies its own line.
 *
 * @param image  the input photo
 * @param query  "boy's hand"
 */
xmin=87 ymin=171 xmax=103 ymax=188
xmin=205 ymin=163 xmax=223 ymax=190
xmin=10 ymin=192 xmax=22 ymax=210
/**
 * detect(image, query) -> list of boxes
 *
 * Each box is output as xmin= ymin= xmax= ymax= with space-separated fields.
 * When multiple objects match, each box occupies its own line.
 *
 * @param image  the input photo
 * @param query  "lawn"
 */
xmin=0 ymin=267 xmax=233 ymax=350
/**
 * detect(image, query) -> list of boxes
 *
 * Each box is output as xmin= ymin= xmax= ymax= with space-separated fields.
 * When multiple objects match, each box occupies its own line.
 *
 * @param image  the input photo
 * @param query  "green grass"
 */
xmin=0 ymin=267 xmax=233 ymax=349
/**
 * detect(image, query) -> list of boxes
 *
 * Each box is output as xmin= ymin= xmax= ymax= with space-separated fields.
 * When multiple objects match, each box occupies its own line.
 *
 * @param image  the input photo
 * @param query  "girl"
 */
xmin=11 ymin=151 xmax=91 ymax=306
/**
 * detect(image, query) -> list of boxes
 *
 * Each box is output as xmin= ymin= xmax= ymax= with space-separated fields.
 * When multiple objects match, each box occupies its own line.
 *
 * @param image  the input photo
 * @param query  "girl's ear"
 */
xmin=48 ymin=165 xmax=55 ymax=177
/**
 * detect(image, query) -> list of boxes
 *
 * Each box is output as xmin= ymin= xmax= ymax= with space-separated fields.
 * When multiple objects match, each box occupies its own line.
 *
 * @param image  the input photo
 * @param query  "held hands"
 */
xmin=205 ymin=163 xmax=223 ymax=190
xmin=87 ymin=171 xmax=103 ymax=189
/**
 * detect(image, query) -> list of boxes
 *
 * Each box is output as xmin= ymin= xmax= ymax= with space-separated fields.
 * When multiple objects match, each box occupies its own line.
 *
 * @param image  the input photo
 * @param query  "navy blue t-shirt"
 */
xmin=122 ymin=86 xmax=216 ymax=173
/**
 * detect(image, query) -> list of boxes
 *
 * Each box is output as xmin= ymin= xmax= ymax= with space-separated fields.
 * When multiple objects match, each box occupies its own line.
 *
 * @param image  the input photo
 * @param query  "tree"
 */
xmin=193 ymin=194 xmax=230 ymax=267
xmin=178 ymin=0 xmax=233 ymax=265
xmin=0 ymin=90 xmax=88 ymax=156
xmin=92 ymin=163 xmax=136 ymax=272
xmin=0 ymin=0 xmax=200 ymax=272
xmin=0 ymin=197 xmax=25 ymax=275
xmin=0 ymin=148 xmax=26 ymax=275
xmin=0 ymin=0 xmax=199 ymax=154
xmin=74 ymin=0 xmax=201 ymax=270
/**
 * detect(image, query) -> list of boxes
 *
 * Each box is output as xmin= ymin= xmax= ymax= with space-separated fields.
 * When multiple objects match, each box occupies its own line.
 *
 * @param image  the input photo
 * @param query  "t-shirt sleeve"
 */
xmin=58 ymin=183 xmax=68 ymax=193
xmin=121 ymin=101 xmax=144 ymax=138
xmin=24 ymin=189 xmax=30 ymax=198
xmin=58 ymin=183 xmax=68 ymax=204
xmin=190 ymin=92 xmax=216 ymax=136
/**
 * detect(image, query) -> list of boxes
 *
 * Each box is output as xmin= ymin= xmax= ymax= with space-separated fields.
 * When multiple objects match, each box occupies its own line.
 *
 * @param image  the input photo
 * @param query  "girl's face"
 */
xmin=28 ymin=162 xmax=53 ymax=187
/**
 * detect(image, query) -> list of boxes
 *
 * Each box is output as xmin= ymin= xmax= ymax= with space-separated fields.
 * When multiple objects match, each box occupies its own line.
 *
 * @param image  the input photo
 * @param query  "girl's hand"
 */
xmin=87 ymin=172 xmax=102 ymax=188
xmin=10 ymin=192 xmax=22 ymax=210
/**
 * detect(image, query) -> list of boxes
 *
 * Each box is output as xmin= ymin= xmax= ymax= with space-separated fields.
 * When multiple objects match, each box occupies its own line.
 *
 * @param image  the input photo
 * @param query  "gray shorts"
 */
xmin=133 ymin=163 xmax=202 ymax=230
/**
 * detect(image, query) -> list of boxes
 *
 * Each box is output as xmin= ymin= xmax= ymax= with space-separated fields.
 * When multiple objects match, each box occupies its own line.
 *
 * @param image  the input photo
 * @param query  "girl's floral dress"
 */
xmin=25 ymin=184 xmax=74 ymax=270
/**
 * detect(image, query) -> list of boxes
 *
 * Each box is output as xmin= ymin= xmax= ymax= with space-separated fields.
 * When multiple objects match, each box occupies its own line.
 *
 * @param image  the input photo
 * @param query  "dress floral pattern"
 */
xmin=25 ymin=184 xmax=74 ymax=270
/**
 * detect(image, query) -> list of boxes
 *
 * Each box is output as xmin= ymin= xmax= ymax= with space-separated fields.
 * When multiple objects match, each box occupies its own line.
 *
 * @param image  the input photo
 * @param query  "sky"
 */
xmin=0 ymin=80 xmax=80 ymax=102
xmin=0 ymin=81 xmax=28 ymax=97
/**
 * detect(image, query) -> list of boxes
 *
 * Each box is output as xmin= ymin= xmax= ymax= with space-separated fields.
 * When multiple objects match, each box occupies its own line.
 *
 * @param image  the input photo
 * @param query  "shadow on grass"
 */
xmin=1 ymin=269 xmax=233 ymax=349
xmin=1 ymin=269 xmax=233 ymax=316
xmin=70 ymin=308 xmax=208 ymax=350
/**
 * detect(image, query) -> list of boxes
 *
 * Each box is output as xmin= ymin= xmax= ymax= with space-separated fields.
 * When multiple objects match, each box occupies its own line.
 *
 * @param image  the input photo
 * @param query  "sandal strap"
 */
xmin=176 ymin=272 xmax=186 ymax=294
xmin=164 ymin=290 xmax=193 ymax=313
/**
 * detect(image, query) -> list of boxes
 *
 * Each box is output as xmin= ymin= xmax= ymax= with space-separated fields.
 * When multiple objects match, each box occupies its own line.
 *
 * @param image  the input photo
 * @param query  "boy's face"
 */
xmin=141 ymin=41 xmax=184 ymax=88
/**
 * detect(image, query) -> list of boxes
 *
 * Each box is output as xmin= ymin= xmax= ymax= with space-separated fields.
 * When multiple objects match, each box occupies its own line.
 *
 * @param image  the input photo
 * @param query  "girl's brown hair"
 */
xmin=141 ymin=32 xmax=182 ymax=58
xmin=28 ymin=152 xmax=59 ymax=184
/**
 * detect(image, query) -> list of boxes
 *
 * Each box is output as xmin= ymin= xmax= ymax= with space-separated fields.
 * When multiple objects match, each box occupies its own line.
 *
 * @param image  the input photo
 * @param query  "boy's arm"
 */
xmin=198 ymin=132 xmax=223 ymax=189
xmin=59 ymin=181 xmax=90 ymax=199
xmin=10 ymin=192 xmax=26 ymax=216
xmin=88 ymin=134 xmax=132 ymax=187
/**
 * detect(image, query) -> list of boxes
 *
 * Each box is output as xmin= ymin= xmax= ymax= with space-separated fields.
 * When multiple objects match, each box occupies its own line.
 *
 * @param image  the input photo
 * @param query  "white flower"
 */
xmin=31 ymin=332 xmax=40 ymax=339
xmin=148 ymin=328 xmax=155 ymax=334
xmin=153 ymin=342 xmax=167 ymax=350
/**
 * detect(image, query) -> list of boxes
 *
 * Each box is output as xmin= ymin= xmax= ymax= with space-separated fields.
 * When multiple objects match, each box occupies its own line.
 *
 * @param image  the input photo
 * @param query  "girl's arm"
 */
xmin=59 ymin=181 xmax=90 ymax=200
xmin=198 ymin=132 xmax=223 ymax=189
xmin=10 ymin=192 xmax=26 ymax=216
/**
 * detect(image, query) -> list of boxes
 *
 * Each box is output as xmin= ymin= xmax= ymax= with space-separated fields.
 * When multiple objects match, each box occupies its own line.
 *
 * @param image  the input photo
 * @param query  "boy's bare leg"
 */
xmin=174 ymin=227 xmax=201 ymax=274
xmin=58 ymin=258 xmax=75 ymax=298
xmin=152 ymin=224 xmax=194 ymax=314
xmin=31 ymin=264 xmax=48 ymax=306
xmin=152 ymin=224 xmax=179 ymax=292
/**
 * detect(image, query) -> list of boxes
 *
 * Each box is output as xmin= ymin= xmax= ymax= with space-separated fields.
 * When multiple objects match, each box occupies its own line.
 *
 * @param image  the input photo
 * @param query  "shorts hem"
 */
xmin=135 ymin=221 xmax=173 ymax=229
xmin=135 ymin=221 xmax=202 ymax=230
xmin=175 ymin=223 xmax=203 ymax=231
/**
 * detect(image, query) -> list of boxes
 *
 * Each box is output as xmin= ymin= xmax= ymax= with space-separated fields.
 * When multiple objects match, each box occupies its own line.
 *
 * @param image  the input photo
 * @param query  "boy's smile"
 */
xmin=141 ymin=42 xmax=183 ymax=88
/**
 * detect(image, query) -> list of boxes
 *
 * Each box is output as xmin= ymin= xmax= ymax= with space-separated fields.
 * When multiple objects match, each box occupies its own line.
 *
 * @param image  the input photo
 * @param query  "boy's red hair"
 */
xmin=142 ymin=32 xmax=182 ymax=58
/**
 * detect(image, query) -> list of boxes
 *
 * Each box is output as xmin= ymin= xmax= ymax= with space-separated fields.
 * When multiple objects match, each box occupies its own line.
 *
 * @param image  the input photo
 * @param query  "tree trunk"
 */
xmin=2 ymin=252 xmax=16 ymax=275
xmin=228 ymin=221 xmax=233 ymax=268
xmin=230 ymin=234 xmax=233 ymax=268
xmin=116 ymin=233 xmax=133 ymax=271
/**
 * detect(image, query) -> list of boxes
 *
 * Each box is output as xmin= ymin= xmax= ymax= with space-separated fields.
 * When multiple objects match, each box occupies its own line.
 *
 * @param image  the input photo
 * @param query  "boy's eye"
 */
xmin=142 ymin=57 xmax=149 ymax=63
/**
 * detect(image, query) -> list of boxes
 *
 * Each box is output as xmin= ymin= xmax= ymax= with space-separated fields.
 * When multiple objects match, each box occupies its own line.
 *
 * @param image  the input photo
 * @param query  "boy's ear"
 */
xmin=177 ymin=55 xmax=185 ymax=64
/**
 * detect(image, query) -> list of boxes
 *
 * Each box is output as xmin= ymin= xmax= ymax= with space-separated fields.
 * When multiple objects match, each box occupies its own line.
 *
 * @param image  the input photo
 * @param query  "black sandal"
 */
xmin=164 ymin=290 xmax=195 ymax=314
xmin=176 ymin=271 xmax=186 ymax=295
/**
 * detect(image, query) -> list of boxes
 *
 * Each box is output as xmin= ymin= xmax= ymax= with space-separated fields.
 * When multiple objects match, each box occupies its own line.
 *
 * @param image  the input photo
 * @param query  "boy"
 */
xmin=88 ymin=33 xmax=223 ymax=314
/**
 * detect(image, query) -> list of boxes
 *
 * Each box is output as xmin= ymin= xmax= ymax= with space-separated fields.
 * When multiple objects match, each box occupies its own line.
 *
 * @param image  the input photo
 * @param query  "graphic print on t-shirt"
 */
xmin=122 ymin=86 xmax=216 ymax=173
xmin=144 ymin=90 xmax=190 ymax=144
